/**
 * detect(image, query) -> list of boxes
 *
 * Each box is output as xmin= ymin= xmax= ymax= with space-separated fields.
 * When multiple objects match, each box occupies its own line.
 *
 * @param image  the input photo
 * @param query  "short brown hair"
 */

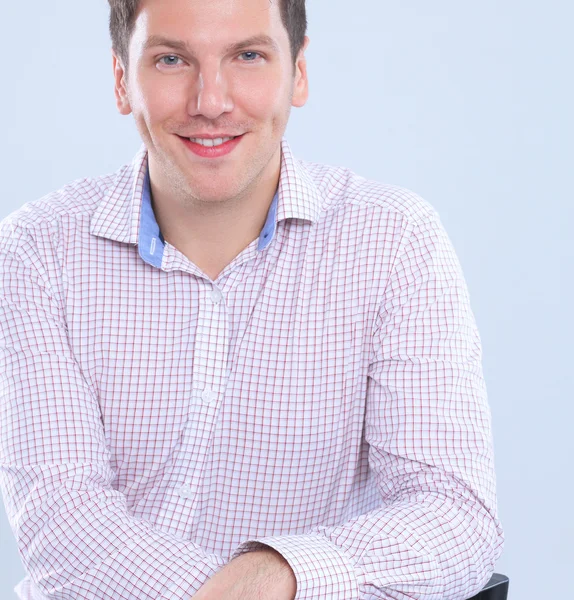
xmin=108 ymin=0 xmax=307 ymax=67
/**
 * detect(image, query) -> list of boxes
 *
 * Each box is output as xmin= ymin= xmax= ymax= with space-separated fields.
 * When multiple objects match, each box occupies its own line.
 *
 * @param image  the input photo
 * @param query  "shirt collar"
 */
xmin=90 ymin=137 xmax=323 ymax=258
xmin=137 ymin=163 xmax=279 ymax=268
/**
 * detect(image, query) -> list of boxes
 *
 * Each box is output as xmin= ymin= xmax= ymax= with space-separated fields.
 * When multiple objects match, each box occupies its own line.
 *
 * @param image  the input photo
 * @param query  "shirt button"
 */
xmin=178 ymin=484 xmax=193 ymax=499
xmin=210 ymin=288 xmax=223 ymax=304
xmin=201 ymin=389 xmax=218 ymax=404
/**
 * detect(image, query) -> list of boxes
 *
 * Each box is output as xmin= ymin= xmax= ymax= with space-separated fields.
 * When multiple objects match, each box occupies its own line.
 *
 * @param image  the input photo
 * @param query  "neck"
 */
xmin=148 ymin=147 xmax=281 ymax=275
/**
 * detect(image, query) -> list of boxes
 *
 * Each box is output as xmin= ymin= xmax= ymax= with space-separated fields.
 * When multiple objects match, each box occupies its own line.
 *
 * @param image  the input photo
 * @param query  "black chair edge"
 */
xmin=467 ymin=573 xmax=509 ymax=600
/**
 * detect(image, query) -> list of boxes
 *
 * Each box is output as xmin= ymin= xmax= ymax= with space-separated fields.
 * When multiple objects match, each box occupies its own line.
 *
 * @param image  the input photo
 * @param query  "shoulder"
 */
xmin=300 ymin=158 xmax=439 ymax=226
xmin=0 ymin=164 xmax=129 ymax=242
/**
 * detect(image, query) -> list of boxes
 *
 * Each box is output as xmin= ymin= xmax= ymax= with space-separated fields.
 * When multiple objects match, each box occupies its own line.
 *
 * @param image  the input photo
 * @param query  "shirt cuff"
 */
xmin=230 ymin=534 xmax=360 ymax=600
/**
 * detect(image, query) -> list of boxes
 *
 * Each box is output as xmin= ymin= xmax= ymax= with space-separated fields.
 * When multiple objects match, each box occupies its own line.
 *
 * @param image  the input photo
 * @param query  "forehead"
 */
xmin=132 ymin=0 xmax=287 ymax=47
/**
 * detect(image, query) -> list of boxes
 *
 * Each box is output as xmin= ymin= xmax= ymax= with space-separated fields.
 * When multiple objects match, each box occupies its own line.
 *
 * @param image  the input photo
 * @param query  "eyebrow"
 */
xmin=143 ymin=34 xmax=280 ymax=55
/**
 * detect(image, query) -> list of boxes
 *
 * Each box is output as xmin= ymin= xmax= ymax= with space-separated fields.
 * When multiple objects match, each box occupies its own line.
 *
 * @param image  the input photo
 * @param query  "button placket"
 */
xmin=166 ymin=282 xmax=229 ymax=512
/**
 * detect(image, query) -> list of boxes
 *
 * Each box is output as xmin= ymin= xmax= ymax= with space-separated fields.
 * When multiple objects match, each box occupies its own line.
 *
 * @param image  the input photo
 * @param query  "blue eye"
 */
xmin=159 ymin=55 xmax=182 ymax=66
xmin=240 ymin=52 xmax=261 ymax=62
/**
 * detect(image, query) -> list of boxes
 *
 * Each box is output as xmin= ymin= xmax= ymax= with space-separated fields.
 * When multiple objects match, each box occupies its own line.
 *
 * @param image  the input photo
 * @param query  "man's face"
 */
xmin=113 ymin=0 xmax=309 ymax=204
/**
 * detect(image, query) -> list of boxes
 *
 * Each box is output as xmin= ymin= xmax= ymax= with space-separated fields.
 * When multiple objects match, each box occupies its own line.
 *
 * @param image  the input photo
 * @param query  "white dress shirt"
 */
xmin=0 ymin=138 xmax=504 ymax=600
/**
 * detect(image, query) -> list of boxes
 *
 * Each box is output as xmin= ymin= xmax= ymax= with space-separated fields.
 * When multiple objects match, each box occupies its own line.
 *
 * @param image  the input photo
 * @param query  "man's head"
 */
xmin=110 ymin=0 xmax=309 ymax=208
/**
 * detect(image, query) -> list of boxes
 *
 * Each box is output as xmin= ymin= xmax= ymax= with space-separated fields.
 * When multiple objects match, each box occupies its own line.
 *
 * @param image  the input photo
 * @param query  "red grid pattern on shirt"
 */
xmin=0 ymin=139 xmax=503 ymax=600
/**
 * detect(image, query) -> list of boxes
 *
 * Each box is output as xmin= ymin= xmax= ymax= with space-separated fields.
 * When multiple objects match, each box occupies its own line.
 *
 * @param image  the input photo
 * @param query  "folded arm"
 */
xmin=229 ymin=213 xmax=505 ymax=599
xmin=0 ymin=223 xmax=226 ymax=600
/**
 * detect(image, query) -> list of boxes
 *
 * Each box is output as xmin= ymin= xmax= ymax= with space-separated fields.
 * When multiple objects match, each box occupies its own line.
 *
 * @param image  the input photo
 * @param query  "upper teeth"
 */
xmin=189 ymin=136 xmax=235 ymax=147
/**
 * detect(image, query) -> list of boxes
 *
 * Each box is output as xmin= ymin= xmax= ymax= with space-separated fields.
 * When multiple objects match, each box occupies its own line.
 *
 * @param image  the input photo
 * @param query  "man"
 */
xmin=0 ymin=0 xmax=504 ymax=598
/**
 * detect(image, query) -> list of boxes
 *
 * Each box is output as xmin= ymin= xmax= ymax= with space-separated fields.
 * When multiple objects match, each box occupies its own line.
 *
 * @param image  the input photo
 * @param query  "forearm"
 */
xmin=191 ymin=547 xmax=296 ymax=600
xmin=230 ymin=464 xmax=503 ymax=599
xmin=6 ymin=464 xmax=225 ymax=599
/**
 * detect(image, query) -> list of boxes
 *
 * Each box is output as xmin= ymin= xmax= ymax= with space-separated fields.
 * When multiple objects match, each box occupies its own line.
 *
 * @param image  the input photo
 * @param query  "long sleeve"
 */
xmin=0 ymin=223 xmax=226 ymax=600
xmin=231 ymin=213 xmax=505 ymax=599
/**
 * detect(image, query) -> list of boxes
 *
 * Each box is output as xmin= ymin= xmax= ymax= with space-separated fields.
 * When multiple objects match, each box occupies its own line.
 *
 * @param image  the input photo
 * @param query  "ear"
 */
xmin=112 ymin=50 xmax=132 ymax=116
xmin=292 ymin=36 xmax=310 ymax=108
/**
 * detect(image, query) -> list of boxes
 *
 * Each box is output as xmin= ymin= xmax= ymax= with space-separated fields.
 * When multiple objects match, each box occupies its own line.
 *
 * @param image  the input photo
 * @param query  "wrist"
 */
xmin=243 ymin=547 xmax=297 ymax=597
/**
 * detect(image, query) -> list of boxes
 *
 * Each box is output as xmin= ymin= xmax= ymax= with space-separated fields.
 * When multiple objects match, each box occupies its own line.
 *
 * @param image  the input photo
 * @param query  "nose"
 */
xmin=188 ymin=62 xmax=234 ymax=120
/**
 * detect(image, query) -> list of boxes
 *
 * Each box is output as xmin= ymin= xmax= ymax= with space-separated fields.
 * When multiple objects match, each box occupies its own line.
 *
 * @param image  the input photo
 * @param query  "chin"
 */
xmin=183 ymin=180 xmax=239 ymax=202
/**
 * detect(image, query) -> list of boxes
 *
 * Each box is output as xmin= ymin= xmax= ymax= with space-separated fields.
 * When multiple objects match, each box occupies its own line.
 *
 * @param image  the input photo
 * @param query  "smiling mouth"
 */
xmin=177 ymin=134 xmax=243 ymax=147
xmin=177 ymin=133 xmax=245 ymax=158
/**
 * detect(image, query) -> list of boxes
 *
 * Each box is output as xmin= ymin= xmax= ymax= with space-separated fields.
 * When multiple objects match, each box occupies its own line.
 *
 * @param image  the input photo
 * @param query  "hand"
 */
xmin=191 ymin=548 xmax=297 ymax=600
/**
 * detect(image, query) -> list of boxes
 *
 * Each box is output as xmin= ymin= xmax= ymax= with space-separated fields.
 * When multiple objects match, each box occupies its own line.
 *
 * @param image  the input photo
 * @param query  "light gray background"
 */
xmin=1 ymin=1 xmax=572 ymax=599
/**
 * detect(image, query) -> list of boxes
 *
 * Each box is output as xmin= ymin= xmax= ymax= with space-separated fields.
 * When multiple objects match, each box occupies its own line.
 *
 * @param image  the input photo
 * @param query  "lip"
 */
xmin=179 ymin=133 xmax=244 ymax=158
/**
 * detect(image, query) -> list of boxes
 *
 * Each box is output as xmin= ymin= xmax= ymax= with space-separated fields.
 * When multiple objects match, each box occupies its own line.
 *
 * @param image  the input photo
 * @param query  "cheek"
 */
xmin=232 ymin=69 xmax=290 ymax=116
xmin=132 ymin=74 xmax=189 ymax=123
